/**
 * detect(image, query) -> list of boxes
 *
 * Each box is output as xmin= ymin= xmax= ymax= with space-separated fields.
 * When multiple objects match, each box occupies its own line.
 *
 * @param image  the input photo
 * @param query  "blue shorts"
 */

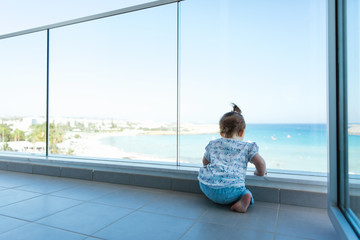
xmin=199 ymin=182 xmax=254 ymax=205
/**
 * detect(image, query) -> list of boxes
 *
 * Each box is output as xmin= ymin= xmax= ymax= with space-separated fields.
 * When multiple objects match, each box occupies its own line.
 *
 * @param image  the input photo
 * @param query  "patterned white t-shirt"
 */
xmin=198 ymin=138 xmax=258 ymax=188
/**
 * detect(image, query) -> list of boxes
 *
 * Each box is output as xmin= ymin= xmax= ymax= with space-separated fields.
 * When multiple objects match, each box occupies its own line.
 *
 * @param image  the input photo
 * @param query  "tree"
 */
xmin=12 ymin=129 xmax=25 ymax=141
xmin=50 ymin=144 xmax=59 ymax=154
xmin=28 ymin=122 xmax=68 ymax=154
xmin=67 ymin=148 xmax=75 ymax=155
xmin=111 ymin=121 xmax=117 ymax=129
xmin=28 ymin=123 xmax=46 ymax=143
xmin=2 ymin=142 xmax=12 ymax=151
xmin=28 ymin=122 xmax=65 ymax=145
xmin=75 ymin=121 xmax=85 ymax=131
xmin=0 ymin=124 xmax=12 ymax=142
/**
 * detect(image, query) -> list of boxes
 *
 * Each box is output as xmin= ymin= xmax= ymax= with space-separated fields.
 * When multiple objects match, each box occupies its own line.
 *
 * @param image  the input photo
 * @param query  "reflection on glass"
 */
xmin=347 ymin=0 xmax=360 ymax=220
xmin=180 ymin=0 xmax=327 ymax=171
xmin=0 ymin=32 xmax=47 ymax=155
xmin=49 ymin=4 xmax=177 ymax=163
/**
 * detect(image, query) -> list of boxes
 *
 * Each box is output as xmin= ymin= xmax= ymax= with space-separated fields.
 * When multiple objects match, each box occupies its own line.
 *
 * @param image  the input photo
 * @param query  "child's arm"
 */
xmin=251 ymin=154 xmax=267 ymax=176
xmin=203 ymin=157 xmax=210 ymax=166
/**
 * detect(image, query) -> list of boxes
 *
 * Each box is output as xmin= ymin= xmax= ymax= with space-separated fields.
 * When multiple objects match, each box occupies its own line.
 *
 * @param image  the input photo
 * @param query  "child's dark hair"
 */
xmin=219 ymin=103 xmax=246 ymax=138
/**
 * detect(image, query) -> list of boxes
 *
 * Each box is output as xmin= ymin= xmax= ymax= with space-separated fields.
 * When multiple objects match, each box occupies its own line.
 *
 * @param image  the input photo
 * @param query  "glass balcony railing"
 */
xmin=0 ymin=31 xmax=47 ymax=155
xmin=0 ymin=0 xmax=341 ymax=175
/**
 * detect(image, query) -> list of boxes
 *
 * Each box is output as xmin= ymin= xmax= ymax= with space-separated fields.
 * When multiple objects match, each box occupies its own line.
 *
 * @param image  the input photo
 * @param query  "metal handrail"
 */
xmin=0 ymin=0 xmax=181 ymax=40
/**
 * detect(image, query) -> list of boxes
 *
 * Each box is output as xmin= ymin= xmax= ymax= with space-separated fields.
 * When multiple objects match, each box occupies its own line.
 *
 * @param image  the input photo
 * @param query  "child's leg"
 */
xmin=230 ymin=189 xmax=253 ymax=213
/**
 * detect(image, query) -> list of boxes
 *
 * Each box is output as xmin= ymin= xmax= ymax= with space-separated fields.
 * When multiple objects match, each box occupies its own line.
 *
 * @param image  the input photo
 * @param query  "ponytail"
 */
xmin=232 ymin=103 xmax=242 ymax=114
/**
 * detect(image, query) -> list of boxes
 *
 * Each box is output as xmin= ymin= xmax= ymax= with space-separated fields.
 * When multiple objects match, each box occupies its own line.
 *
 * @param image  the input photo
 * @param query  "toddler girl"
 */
xmin=198 ymin=103 xmax=267 ymax=213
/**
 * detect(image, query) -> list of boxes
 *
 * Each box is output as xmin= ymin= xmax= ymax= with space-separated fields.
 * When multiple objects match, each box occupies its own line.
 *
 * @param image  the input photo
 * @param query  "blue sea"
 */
xmin=101 ymin=124 xmax=360 ymax=173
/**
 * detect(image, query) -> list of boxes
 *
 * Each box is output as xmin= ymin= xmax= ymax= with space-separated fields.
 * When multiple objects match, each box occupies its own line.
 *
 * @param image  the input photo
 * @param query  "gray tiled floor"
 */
xmin=0 ymin=170 xmax=339 ymax=240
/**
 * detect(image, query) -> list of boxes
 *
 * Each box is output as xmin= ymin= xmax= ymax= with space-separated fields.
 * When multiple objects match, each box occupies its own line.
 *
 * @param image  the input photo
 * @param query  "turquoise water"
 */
xmin=180 ymin=124 xmax=328 ymax=172
xmin=100 ymin=124 xmax=360 ymax=173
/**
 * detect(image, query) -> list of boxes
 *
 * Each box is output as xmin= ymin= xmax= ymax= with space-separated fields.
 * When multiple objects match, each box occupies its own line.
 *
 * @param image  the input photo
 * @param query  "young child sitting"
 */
xmin=198 ymin=103 xmax=267 ymax=213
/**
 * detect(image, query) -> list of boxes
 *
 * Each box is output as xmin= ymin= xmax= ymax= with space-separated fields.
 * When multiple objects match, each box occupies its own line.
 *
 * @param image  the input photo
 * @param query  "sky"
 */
xmin=0 ymin=0 xmax=342 ymax=124
xmin=0 ymin=0 xmax=151 ymax=35
xmin=347 ymin=0 xmax=360 ymax=124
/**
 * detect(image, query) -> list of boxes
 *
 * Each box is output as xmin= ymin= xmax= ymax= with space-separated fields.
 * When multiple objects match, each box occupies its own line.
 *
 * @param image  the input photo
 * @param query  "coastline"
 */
xmin=3 ymin=123 xmax=358 ymax=171
xmin=2 ymin=115 xmax=358 ymax=173
xmin=59 ymin=131 xmax=177 ymax=162
xmin=55 ymin=123 xmax=219 ymax=163
xmin=349 ymin=124 xmax=360 ymax=136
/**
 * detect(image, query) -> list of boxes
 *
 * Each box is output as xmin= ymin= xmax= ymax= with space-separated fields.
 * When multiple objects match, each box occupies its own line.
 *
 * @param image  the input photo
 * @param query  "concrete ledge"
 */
xmin=247 ymin=186 xmax=280 ymax=204
xmin=172 ymin=179 xmax=201 ymax=193
xmin=33 ymin=165 xmax=61 ymax=177
xmin=7 ymin=162 xmax=32 ymax=173
xmin=0 ymin=161 xmax=7 ymax=170
xmin=93 ymin=170 xmax=130 ymax=185
xmin=130 ymin=174 xmax=172 ymax=189
xmin=0 ymin=155 xmax=329 ymax=208
xmin=61 ymin=167 xmax=93 ymax=180
xmin=280 ymin=189 xmax=327 ymax=209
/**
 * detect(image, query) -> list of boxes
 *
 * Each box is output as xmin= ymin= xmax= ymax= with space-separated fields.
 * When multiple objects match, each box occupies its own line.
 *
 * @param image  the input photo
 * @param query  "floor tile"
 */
xmin=91 ymin=187 xmax=160 ymax=209
xmin=199 ymin=202 xmax=278 ymax=232
xmin=0 ymin=189 xmax=40 ymax=207
xmin=0 ymin=170 xmax=343 ymax=240
xmin=254 ymin=201 xmax=279 ymax=209
xmin=51 ymin=177 xmax=100 ymax=189
xmin=15 ymin=179 xmax=76 ymax=194
xmin=37 ymin=202 xmax=132 ymax=235
xmin=0 ymin=174 xmax=32 ymax=188
xmin=280 ymin=204 xmax=327 ymax=213
xmin=0 ymin=195 xmax=82 ymax=221
xmin=0 ymin=223 xmax=85 ymax=240
xmin=275 ymin=233 xmax=310 ymax=240
xmin=51 ymin=183 xmax=118 ymax=201
xmin=0 ymin=215 xmax=28 ymax=234
xmin=181 ymin=222 xmax=274 ymax=240
xmin=94 ymin=211 xmax=194 ymax=240
xmin=276 ymin=204 xmax=339 ymax=240
xmin=0 ymin=170 xmax=47 ymax=181
xmin=140 ymin=192 xmax=213 ymax=219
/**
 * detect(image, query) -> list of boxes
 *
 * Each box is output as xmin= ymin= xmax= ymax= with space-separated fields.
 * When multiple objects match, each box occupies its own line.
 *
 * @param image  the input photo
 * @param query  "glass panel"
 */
xmin=346 ymin=0 xmax=360 ymax=222
xmin=0 ymin=0 xmax=155 ymax=35
xmin=49 ymin=4 xmax=177 ymax=163
xmin=0 ymin=32 xmax=47 ymax=155
xmin=180 ymin=0 xmax=327 ymax=171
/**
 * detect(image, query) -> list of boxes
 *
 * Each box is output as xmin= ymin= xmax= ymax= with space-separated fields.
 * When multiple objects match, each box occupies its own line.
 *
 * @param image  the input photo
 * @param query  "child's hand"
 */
xmin=202 ymin=157 xmax=210 ymax=166
xmin=254 ymin=169 xmax=267 ymax=176
xmin=252 ymin=154 xmax=267 ymax=176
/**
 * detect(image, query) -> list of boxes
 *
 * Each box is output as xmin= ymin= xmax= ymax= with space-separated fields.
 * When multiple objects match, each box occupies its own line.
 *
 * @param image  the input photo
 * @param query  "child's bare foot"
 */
xmin=230 ymin=193 xmax=251 ymax=213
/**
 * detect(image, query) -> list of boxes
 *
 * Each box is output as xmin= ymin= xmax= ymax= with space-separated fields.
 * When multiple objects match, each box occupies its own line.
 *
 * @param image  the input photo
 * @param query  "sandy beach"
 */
xmin=56 ymin=123 xmax=218 ymax=162
xmin=349 ymin=124 xmax=360 ymax=135
xmin=58 ymin=131 xmax=174 ymax=162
